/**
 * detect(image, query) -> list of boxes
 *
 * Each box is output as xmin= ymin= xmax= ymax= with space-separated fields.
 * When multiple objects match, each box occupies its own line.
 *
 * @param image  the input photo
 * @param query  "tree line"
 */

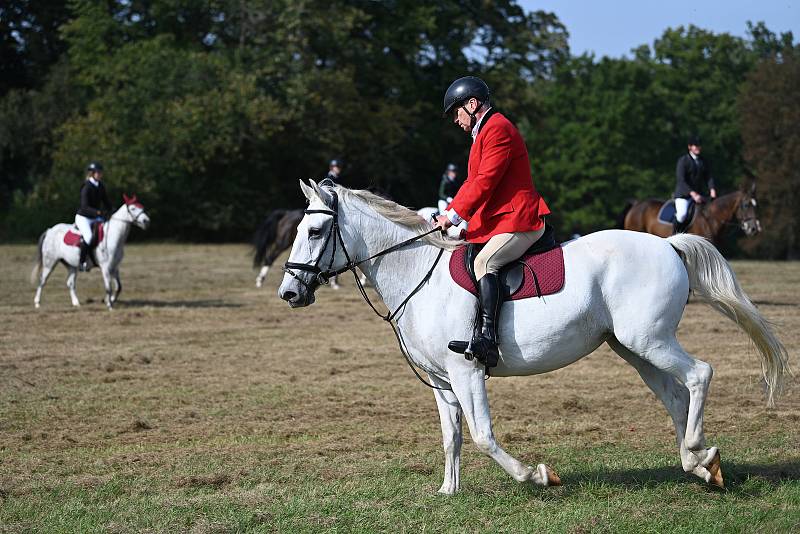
xmin=0 ymin=1 xmax=797 ymax=257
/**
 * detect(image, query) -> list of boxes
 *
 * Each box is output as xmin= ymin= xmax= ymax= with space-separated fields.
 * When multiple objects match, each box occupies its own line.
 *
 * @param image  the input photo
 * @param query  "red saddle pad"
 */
xmin=64 ymin=224 xmax=104 ymax=247
xmin=449 ymin=245 xmax=565 ymax=301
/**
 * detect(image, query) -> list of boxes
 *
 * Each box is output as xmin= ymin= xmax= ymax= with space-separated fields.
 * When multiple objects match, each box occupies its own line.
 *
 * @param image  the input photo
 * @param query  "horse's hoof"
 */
xmin=534 ymin=463 xmax=562 ymax=487
xmin=706 ymin=450 xmax=724 ymax=489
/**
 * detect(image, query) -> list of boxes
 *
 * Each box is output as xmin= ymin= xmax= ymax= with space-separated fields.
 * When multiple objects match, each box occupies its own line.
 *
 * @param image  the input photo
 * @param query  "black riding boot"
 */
xmin=79 ymin=239 xmax=91 ymax=272
xmin=464 ymin=273 xmax=502 ymax=369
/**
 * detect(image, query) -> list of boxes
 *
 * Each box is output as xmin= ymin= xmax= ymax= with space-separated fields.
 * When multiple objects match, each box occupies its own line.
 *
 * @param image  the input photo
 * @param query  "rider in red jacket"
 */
xmin=436 ymin=77 xmax=550 ymax=369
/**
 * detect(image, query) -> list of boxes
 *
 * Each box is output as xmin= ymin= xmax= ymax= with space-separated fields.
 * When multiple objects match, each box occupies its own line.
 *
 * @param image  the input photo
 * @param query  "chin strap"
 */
xmin=460 ymin=100 xmax=484 ymax=130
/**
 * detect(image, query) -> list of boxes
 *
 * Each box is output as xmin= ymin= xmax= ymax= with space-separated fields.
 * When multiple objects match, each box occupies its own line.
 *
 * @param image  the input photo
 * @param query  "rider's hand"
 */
xmin=434 ymin=215 xmax=453 ymax=232
xmin=690 ymin=192 xmax=704 ymax=204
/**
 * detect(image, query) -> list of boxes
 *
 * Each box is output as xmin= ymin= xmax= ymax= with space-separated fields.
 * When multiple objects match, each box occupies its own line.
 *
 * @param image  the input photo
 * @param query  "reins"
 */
xmin=282 ymin=190 xmax=452 ymax=391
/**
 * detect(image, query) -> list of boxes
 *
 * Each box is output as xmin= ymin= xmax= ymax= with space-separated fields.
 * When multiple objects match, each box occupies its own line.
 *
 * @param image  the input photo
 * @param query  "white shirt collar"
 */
xmin=471 ymin=107 xmax=493 ymax=140
xmin=88 ymin=177 xmax=100 ymax=186
xmin=689 ymin=152 xmax=699 ymax=161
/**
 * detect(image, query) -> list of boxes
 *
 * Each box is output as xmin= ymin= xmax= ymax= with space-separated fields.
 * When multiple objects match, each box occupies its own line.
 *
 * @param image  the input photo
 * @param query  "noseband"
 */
xmin=283 ymin=191 xmax=352 ymax=292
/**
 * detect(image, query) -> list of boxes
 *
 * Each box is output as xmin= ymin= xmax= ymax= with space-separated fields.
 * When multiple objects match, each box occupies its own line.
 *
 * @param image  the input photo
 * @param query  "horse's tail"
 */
xmin=667 ymin=233 xmax=791 ymax=407
xmin=616 ymin=199 xmax=635 ymax=229
xmin=252 ymin=209 xmax=287 ymax=269
xmin=31 ymin=230 xmax=46 ymax=285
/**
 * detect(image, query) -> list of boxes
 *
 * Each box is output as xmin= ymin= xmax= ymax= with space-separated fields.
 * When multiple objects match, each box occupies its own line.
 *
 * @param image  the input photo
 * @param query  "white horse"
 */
xmin=32 ymin=195 xmax=150 ymax=310
xmin=278 ymin=181 xmax=790 ymax=494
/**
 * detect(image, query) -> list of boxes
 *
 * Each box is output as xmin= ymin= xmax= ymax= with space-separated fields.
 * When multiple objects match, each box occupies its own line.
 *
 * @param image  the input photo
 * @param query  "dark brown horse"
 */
xmin=620 ymin=181 xmax=761 ymax=245
xmin=253 ymin=209 xmax=304 ymax=288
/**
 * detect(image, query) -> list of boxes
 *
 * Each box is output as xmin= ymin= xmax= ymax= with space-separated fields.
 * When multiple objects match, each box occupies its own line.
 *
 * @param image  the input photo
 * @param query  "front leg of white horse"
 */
xmin=100 ymin=266 xmax=114 ymax=309
xmin=66 ymin=268 xmax=80 ymax=307
xmin=430 ymin=375 xmax=463 ymax=495
xmin=112 ymin=270 xmax=122 ymax=304
xmin=448 ymin=366 xmax=560 ymax=488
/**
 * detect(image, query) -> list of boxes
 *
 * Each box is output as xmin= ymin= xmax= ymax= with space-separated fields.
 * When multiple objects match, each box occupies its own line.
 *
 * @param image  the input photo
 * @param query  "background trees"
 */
xmin=0 ymin=1 xmax=796 ymax=256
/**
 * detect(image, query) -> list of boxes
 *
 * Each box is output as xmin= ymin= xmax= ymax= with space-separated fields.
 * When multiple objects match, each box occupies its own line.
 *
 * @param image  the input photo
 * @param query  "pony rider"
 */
xmin=75 ymin=161 xmax=112 ymax=272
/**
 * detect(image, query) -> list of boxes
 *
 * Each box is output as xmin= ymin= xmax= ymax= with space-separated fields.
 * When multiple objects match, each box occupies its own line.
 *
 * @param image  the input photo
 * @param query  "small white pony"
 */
xmin=279 ymin=181 xmax=790 ymax=494
xmin=32 ymin=195 xmax=150 ymax=310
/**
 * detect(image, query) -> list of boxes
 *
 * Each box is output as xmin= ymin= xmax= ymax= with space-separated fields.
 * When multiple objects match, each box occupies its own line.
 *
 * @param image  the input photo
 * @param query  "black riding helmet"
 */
xmin=443 ymin=76 xmax=490 ymax=116
xmin=86 ymin=161 xmax=104 ymax=172
xmin=446 ymin=163 xmax=458 ymax=172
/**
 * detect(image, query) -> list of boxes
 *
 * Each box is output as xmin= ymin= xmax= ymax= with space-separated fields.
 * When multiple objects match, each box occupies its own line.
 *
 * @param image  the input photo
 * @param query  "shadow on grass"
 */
xmin=567 ymin=460 xmax=800 ymax=492
xmin=120 ymin=299 xmax=242 ymax=309
xmin=751 ymin=299 xmax=798 ymax=308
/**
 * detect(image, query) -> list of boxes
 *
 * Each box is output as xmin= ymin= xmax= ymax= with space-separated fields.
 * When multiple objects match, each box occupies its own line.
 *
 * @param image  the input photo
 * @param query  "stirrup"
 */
xmin=448 ymin=340 xmax=470 ymax=356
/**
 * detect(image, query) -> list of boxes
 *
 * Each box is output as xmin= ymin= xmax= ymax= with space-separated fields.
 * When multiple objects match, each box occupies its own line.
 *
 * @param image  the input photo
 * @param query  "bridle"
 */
xmin=111 ymin=203 xmax=147 ymax=225
xmin=282 ymin=189 xmax=451 ymax=390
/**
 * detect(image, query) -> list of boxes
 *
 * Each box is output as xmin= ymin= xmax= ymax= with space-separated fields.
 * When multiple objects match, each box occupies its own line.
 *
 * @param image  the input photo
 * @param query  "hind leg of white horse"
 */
xmin=34 ymin=260 xmax=57 ymax=308
xmin=255 ymin=265 xmax=269 ymax=288
xmin=448 ymin=366 xmax=560 ymax=488
xmin=612 ymin=335 xmax=721 ymax=486
xmin=429 ymin=375 xmax=463 ymax=494
xmin=66 ymin=268 xmax=80 ymax=307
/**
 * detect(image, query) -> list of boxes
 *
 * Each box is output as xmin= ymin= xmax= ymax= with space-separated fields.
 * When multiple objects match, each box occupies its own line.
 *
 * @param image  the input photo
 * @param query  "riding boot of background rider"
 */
xmin=465 ymin=272 xmax=502 ymax=369
xmin=79 ymin=238 xmax=91 ymax=272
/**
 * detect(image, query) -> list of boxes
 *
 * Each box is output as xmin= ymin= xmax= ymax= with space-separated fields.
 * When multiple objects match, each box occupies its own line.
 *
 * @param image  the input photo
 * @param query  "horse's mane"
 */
xmin=334 ymin=186 xmax=463 ymax=251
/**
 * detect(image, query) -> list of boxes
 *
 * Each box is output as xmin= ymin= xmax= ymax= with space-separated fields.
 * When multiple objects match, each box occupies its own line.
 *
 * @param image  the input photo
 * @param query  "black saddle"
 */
xmin=464 ymin=224 xmax=558 ymax=298
xmin=658 ymin=199 xmax=696 ymax=226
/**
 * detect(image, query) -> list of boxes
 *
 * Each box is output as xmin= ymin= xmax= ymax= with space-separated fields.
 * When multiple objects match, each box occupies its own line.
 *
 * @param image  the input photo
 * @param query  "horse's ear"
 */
xmin=123 ymin=193 xmax=130 ymax=204
xmin=299 ymin=180 xmax=315 ymax=201
xmin=308 ymin=179 xmax=321 ymax=196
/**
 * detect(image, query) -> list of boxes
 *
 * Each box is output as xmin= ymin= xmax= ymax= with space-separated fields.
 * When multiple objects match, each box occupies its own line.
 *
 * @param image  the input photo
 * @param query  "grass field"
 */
xmin=1 ymin=243 xmax=799 ymax=533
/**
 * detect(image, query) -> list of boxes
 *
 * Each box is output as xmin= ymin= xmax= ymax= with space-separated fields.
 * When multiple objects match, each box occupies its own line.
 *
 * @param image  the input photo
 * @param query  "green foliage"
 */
xmin=1 ymin=0 xmax=569 ymax=240
xmin=739 ymin=46 xmax=800 ymax=259
xmin=530 ymin=25 xmax=791 ymax=236
xmin=0 ymin=2 xmax=797 ymax=256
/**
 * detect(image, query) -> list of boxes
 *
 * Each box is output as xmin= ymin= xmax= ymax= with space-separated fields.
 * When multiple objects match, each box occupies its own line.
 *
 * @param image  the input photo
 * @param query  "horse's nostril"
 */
xmin=282 ymin=290 xmax=297 ymax=302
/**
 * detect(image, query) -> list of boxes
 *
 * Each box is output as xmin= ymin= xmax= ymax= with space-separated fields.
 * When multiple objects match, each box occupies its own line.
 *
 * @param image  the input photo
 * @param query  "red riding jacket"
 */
xmin=448 ymin=110 xmax=550 ymax=243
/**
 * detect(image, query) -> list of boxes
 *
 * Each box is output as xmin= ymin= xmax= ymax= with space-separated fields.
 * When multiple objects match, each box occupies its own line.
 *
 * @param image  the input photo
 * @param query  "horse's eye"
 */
xmin=309 ymin=228 xmax=321 ymax=239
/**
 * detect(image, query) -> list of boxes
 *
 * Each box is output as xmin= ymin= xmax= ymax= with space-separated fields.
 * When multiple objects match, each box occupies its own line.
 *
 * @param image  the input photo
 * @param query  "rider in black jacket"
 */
xmin=75 ymin=162 xmax=112 ymax=271
xmin=673 ymin=135 xmax=716 ymax=234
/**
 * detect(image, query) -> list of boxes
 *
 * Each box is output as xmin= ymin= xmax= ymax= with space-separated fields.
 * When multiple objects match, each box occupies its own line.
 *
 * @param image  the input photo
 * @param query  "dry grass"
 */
xmin=1 ymin=243 xmax=798 ymax=532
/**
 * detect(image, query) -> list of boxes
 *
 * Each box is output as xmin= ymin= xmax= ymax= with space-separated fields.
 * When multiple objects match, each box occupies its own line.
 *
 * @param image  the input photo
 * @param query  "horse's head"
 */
xmin=279 ymin=180 xmax=350 ymax=307
xmin=122 ymin=194 xmax=151 ymax=230
xmin=736 ymin=181 xmax=761 ymax=237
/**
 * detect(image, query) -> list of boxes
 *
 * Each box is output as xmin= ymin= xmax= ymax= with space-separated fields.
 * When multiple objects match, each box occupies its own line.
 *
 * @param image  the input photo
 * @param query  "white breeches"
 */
xmin=675 ymin=198 xmax=691 ymax=223
xmin=74 ymin=215 xmax=94 ymax=244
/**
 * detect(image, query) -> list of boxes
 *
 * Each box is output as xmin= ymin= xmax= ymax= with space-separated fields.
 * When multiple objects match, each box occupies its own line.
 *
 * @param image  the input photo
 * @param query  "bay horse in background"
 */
xmin=253 ymin=209 xmax=304 ymax=288
xmin=619 ymin=180 xmax=761 ymax=245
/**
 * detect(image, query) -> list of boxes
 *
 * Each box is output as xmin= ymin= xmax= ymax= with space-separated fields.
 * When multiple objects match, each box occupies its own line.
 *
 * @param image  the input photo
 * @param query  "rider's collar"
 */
xmin=471 ymin=107 xmax=494 ymax=140
xmin=88 ymin=177 xmax=100 ymax=186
